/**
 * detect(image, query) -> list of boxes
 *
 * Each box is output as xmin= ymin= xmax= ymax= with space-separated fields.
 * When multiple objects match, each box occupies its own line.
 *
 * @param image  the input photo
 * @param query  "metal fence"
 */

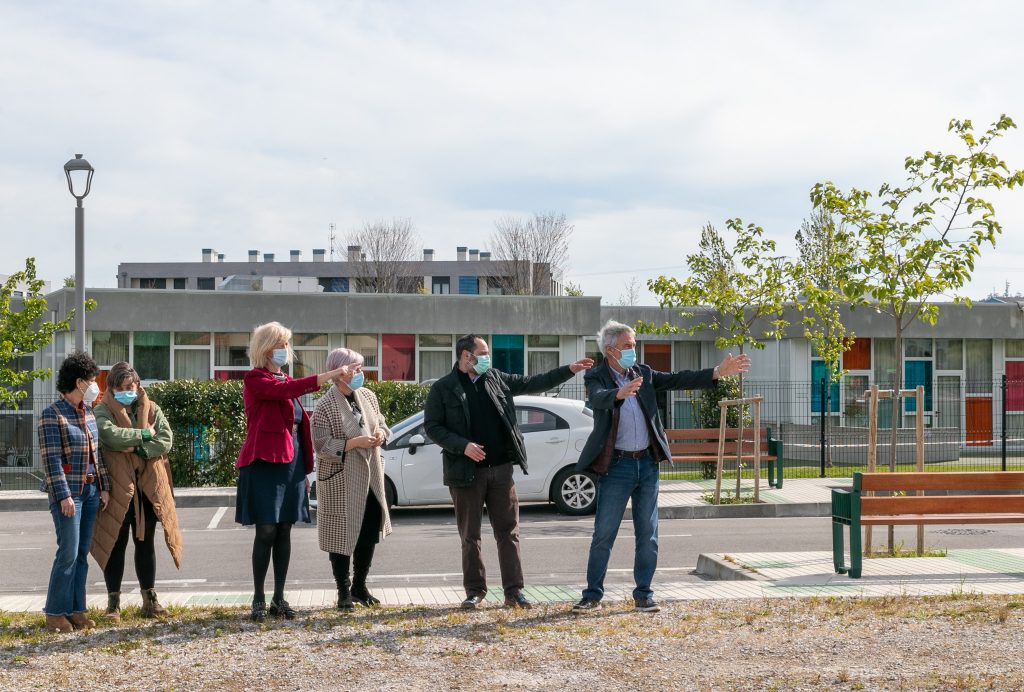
xmin=5 ymin=377 xmax=1024 ymax=490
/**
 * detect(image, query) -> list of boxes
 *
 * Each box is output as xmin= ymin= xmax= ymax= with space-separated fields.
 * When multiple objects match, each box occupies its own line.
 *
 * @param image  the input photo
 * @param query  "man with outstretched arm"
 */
xmin=573 ymin=320 xmax=750 ymax=613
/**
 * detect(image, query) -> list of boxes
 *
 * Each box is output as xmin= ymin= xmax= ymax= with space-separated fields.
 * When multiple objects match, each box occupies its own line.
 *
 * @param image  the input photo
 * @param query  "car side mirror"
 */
xmin=408 ymin=433 xmax=426 ymax=454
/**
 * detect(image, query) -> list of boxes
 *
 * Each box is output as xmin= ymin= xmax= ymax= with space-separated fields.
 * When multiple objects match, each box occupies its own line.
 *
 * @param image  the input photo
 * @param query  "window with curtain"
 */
xmin=214 ymin=333 xmax=250 ymax=367
xmin=293 ymin=349 xmax=327 ymax=379
xmin=382 ymin=334 xmax=415 ymax=381
xmin=417 ymin=352 xmax=450 ymax=382
xmin=174 ymin=350 xmax=210 ymax=380
xmin=175 ymin=332 xmax=211 ymax=346
xmin=585 ymin=339 xmax=605 ymax=367
xmin=904 ymin=339 xmax=932 ymax=358
xmin=91 ymin=331 xmax=129 ymax=366
xmin=965 ymin=339 xmax=992 ymax=393
xmin=527 ymin=351 xmax=559 ymax=375
xmin=935 ymin=339 xmax=963 ymax=370
xmin=134 ymin=331 xmax=170 ymax=380
xmin=346 ymin=335 xmax=378 ymax=368
xmin=873 ymin=338 xmax=896 ymax=387
xmin=294 ymin=333 xmax=328 ymax=347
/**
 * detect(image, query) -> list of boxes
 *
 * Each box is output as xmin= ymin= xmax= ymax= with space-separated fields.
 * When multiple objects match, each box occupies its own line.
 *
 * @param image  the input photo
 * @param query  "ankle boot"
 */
xmin=140 ymin=588 xmax=168 ymax=618
xmin=45 ymin=614 xmax=73 ymax=633
xmin=106 ymin=592 xmax=122 ymax=623
xmin=330 ymin=553 xmax=354 ymax=611
xmin=68 ymin=612 xmax=96 ymax=630
xmin=352 ymin=551 xmax=380 ymax=607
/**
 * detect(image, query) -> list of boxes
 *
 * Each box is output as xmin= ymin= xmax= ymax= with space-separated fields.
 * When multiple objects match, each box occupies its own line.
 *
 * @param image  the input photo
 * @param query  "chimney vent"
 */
xmin=480 ymin=252 xmax=491 ymax=261
xmin=248 ymin=250 xmax=260 ymax=263
xmin=423 ymin=248 xmax=434 ymax=261
xmin=264 ymin=253 xmax=275 ymax=262
xmin=348 ymin=245 xmax=361 ymax=262
xmin=202 ymin=248 xmax=214 ymax=263
xmin=312 ymin=248 xmax=326 ymax=262
xmin=290 ymin=250 xmax=302 ymax=262
xmin=469 ymin=248 xmax=479 ymax=261
xmin=457 ymin=246 xmax=468 ymax=261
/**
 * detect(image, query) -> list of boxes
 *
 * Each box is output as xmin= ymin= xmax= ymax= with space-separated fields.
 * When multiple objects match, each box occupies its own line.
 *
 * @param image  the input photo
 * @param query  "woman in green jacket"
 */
xmin=91 ymin=361 xmax=182 ymax=621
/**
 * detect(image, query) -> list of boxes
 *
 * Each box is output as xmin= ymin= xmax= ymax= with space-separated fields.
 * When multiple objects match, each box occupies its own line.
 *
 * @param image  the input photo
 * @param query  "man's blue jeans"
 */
xmin=583 ymin=452 xmax=660 ymax=601
xmin=44 ymin=483 xmax=99 ymax=616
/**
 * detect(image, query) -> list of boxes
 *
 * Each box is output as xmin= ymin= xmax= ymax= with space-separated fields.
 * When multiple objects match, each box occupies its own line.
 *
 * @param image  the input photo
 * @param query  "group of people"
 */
xmin=38 ymin=319 xmax=749 ymax=631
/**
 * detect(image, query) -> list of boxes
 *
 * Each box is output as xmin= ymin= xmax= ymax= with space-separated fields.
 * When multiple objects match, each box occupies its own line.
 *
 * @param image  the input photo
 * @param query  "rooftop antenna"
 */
xmin=328 ymin=223 xmax=337 ymax=261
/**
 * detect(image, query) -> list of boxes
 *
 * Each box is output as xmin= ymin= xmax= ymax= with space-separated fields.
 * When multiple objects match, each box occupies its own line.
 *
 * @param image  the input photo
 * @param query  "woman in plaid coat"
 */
xmin=38 ymin=352 xmax=111 ymax=633
xmin=311 ymin=347 xmax=392 ymax=609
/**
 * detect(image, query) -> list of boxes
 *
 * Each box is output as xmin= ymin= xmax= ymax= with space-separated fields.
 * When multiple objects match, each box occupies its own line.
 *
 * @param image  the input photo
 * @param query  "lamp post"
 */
xmin=63 ymin=154 xmax=94 ymax=352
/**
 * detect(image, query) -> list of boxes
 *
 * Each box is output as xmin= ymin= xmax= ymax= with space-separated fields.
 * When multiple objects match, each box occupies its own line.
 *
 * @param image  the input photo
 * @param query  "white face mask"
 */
xmin=82 ymin=381 xmax=100 ymax=404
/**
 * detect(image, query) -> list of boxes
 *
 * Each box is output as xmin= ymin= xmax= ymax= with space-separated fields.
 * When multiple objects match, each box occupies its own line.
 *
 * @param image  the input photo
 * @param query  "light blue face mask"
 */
xmin=349 ymin=372 xmax=365 ymax=390
xmin=616 ymin=348 xmax=637 ymax=369
xmin=271 ymin=348 xmax=289 ymax=367
xmin=472 ymin=354 xmax=491 ymax=375
xmin=114 ymin=390 xmax=138 ymax=406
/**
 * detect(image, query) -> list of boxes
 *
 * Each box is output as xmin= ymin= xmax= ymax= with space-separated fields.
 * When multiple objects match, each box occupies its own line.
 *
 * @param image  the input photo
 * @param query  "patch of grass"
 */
xmin=701 ymin=491 xmax=759 ymax=504
xmin=102 ymin=639 xmax=145 ymax=655
xmin=865 ymin=540 xmax=947 ymax=559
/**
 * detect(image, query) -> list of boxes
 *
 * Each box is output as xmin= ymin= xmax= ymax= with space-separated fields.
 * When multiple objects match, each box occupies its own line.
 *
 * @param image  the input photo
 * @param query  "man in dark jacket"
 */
xmin=424 ymin=334 xmax=593 ymax=609
xmin=572 ymin=320 xmax=749 ymax=614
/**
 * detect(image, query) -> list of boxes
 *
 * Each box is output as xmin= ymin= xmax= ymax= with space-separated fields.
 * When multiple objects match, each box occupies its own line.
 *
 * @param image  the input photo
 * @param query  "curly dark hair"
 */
xmin=56 ymin=351 xmax=100 ymax=394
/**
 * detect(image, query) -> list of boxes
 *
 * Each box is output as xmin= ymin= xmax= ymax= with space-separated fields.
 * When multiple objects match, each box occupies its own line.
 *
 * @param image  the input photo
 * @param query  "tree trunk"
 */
xmin=888 ymin=322 xmax=903 ymax=554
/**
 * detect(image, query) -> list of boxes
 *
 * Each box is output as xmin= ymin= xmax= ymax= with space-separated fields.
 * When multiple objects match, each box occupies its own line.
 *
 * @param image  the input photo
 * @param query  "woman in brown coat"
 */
xmin=91 ymin=362 xmax=181 ymax=621
xmin=311 ymin=348 xmax=392 ymax=609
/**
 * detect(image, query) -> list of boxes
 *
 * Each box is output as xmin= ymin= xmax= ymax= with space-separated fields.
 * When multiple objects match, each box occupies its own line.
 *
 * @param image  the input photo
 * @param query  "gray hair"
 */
xmin=598 ymin=320 xmax=635 ymax=356
xmin=326 ymin=347 xmax=364 ymax=371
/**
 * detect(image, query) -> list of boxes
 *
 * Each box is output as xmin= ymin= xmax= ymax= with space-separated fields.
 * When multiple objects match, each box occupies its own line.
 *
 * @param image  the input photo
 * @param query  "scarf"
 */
xmin=101 ymin=386 xmax=154 ymax=538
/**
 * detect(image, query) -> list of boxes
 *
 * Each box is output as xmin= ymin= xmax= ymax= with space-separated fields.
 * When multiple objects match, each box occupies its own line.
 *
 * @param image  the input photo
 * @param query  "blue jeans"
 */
xmin=44 ymin=483 xmax=99 ymax=616
xmin=583 ymin=453 xmax=660 ymax=601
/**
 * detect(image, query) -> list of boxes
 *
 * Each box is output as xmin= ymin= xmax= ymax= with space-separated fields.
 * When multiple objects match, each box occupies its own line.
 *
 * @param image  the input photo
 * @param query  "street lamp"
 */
xmin=63 ymin=154 xmax=94 ymax=352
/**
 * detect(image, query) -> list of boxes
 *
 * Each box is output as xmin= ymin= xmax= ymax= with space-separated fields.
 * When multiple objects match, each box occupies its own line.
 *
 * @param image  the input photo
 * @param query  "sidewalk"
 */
xmin=4 ymin=548 xmax=1024 ymax=613
xmin=0 ymin=476 xmax=843 ymax=516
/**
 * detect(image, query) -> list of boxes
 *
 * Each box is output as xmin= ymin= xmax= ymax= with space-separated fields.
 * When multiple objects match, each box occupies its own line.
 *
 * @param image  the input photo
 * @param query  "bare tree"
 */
xmin=617 ymin=276 xmax=642 ymax=306
xmin=489 ymin=212 xmax=573 ymax=295
xmin=346 ymin=218 xmax=421 ymax=293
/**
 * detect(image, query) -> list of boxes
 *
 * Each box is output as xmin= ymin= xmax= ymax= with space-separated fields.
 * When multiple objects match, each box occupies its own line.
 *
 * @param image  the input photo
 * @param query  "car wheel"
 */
xmin=551 ymin=467 xmax=598 ymax=515
xmin=385 ymin=477 xmax=397 ymax=508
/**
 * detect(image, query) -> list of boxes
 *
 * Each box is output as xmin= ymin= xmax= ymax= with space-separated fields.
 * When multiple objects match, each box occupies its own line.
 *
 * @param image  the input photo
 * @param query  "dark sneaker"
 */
xmin=634 ymin=597 xmax=661 ymax=613
xmin=572 ymin=597 xmax=601 ymax=613
xmin=269 ymin=599 xmax=297 ymax=619
xmin=250 ymin=601 xmax=267 ymax=622
xmin=504 ymin=591 xmax=532 ymax=609
xmin=461 ymin=594 xmax=485 ymax=610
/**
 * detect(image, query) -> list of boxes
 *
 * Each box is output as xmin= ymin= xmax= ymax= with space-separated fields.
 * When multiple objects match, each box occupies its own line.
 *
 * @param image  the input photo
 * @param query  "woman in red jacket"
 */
xmin=235 ymin=322 xmax=352 ymax=622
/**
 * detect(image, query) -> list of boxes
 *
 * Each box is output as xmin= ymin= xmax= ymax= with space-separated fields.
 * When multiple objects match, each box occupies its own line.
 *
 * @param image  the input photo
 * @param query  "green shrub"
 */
xmin=693 ymin=377 xmax=750 ymax=479
xmin=147 ymin=379 xmax=246 ymax=487
xmin=365 ymin=380 xmax=430 ymax=426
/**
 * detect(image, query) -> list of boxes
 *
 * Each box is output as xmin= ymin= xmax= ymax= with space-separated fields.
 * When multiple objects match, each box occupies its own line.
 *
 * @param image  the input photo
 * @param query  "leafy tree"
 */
xmin=790 ymin=208 xmax=859 ymax=467
xmin=1 ymin=258 xmax=76 ymax=407
xmin=640 ymin=220 xmax=790 ymax=495
xmin=812 ymin=115 xmax=1024 ymax=482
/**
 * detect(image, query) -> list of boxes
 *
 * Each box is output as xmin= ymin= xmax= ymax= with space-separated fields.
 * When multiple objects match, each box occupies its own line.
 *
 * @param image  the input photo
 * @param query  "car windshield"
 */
xmin=389 ymin=412 xmax=424 ymax=438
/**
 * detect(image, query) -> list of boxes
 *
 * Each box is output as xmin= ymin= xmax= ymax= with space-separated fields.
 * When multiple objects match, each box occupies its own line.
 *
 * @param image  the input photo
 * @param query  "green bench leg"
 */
xmin=832 ymin=520 xmax=849 ymax=574
xmin=848 ymin=522 xmax=862 ymax=579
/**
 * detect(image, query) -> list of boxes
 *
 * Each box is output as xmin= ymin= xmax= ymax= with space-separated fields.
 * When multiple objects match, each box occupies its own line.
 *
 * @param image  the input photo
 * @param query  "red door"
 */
xmin=965 ymin=397 xmax=992 ymax=446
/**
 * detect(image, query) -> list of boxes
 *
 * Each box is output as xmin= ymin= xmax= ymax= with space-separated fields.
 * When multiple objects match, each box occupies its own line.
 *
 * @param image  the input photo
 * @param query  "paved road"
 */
xmin=5 ymin=505 xmax=1024 ymax=595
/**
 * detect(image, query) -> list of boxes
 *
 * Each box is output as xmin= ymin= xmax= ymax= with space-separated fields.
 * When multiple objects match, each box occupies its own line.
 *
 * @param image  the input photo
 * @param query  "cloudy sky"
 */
xmin=3 ymin=1 xmax=1024 ymax=304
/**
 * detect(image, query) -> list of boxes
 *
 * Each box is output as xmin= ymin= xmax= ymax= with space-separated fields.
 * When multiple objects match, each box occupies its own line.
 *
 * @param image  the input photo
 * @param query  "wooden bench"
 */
xmin=832 ymin=471 xmax=1024 ymax=578
xmin=664 ymin=428 xmax=784 ymax=489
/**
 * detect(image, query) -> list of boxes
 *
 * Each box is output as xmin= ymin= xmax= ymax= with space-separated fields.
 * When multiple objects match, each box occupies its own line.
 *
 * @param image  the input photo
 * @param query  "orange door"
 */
xmin=965 ymin=397 xmax=993 ymax=446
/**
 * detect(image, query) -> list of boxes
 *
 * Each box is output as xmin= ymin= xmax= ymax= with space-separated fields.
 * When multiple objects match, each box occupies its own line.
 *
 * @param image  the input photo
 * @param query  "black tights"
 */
xmin=104 ymin=492 xmax=158 ymax=592
xmin=252 ymin=522 xmax=293 ymax=603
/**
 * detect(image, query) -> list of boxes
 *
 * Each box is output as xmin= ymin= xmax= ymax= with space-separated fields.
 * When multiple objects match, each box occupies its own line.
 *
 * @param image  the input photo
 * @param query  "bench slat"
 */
xmin=861 ymin=495 xmax=1024 ymax=516
xmin=859 ymin=471 xmax=1024 ymax=492
xmin=666 ymin=428 xmax=770 ymax=441
xmin=668 ymin=443 xmax=770 ymax=454
xmin=672 ymin=455 xmax=777 ymax=463
xmin=861 ymin=514 xmax=1024 ymax=525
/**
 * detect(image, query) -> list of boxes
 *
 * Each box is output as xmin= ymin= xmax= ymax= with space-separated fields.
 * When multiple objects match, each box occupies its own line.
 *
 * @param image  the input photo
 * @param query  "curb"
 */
xmin=694 ymin=553 xmax=764 ymax=581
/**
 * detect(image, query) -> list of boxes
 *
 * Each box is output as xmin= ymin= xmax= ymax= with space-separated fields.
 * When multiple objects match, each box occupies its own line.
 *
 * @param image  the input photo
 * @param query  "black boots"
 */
xmin=331 ymin=552 xmax=380 ymax=608
xmin=330 ymin=553 xmax=354 ymax=611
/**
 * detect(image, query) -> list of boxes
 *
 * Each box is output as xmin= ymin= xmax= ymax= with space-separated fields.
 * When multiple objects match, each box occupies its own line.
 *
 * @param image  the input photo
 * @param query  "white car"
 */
xmin=312 ymin=395 xmax=599 ymax=515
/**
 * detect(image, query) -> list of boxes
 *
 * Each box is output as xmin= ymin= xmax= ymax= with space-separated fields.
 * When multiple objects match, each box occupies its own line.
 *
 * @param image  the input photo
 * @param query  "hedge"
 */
xmin=147 ymin=378 xmax=431 ymax=487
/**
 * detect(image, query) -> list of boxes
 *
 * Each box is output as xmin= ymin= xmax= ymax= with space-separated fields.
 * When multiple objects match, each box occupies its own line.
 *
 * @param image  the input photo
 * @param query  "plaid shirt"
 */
xmin=38 ymin=397 xmax=109 ymax=502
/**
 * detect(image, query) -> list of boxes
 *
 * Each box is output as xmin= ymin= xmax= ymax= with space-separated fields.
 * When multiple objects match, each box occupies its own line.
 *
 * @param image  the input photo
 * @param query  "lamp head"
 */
xmin=64 ymin=154 xmax=94 ymax=200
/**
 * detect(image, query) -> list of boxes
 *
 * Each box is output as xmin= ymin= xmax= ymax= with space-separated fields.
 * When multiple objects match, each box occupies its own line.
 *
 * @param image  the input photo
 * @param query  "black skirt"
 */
xmin=235 ymin=431 xmax=311 ymax=526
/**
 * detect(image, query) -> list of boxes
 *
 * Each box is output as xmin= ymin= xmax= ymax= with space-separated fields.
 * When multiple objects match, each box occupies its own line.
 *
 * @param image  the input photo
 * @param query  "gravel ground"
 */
xmin=3 ymin=594 xmax=1024 ymax=691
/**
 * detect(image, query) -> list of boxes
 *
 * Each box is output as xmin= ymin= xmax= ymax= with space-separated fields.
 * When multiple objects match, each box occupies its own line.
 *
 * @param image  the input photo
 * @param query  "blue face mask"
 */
xmin=271 ymin=348 xmax=289 ymax=367
xmin=349 ymin=372 xmax=365 ymax=390
xmin=472 ymin=354 xmax=491 ymax=375
xmin=114 ymin=390 xmax=138 ymax=406
xmin=617 ymin=348 xmax=637 ymax=369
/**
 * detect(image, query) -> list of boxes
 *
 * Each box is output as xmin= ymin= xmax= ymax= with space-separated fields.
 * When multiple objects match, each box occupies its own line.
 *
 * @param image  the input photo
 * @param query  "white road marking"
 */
xmin=526 ymin=534 xmax=692 ymax=540
xmin=206 ymin=506 xmax=228 ymax=530
xmin=0 ymin=547 xmax=41 ymax=551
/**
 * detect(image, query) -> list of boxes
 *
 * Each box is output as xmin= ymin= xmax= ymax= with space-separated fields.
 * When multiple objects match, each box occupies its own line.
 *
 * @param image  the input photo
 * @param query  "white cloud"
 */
xmin=2 ymin=0 xmax=1024 ymax=306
